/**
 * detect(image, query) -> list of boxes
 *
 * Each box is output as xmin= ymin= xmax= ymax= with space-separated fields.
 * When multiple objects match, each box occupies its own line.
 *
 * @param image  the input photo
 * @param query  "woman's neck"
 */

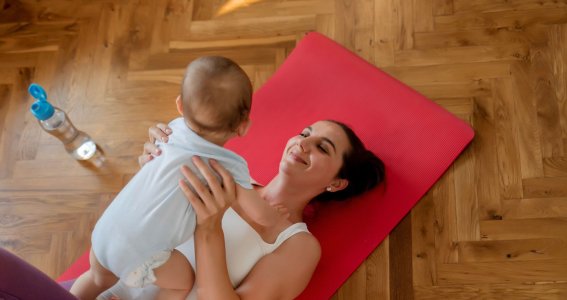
xmin=259 ymin=175 xmax=315 ymax=222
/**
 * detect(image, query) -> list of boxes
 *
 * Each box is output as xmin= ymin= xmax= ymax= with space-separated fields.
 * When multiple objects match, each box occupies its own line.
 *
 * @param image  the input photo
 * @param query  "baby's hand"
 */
xmin=138 ymin=123 xmax=172 ymax=167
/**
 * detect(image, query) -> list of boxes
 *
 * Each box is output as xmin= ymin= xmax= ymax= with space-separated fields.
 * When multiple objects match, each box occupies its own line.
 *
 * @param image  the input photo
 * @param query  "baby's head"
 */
xmin=176 ymin=56 xmax=252 ymax=144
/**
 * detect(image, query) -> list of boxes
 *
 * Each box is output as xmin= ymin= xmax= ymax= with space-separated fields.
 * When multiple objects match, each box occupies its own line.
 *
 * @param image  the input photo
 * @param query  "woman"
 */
xmin=103 ymin=120 xmax=385 ymax=299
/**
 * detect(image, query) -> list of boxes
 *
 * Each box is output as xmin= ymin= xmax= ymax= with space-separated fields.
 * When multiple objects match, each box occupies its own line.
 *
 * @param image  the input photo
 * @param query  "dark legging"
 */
xmin=0 ymin=247 xmax=77 ymax=300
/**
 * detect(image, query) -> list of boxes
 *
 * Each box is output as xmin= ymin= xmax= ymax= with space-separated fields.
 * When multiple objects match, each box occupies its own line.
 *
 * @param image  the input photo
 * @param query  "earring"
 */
xmin=326 ymin=186 xmax=332 ymax=192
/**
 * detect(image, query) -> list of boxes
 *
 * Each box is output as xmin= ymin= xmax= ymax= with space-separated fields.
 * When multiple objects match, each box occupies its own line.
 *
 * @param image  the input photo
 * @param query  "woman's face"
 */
xmin=280 ymin=120 xmax=351 ymax=188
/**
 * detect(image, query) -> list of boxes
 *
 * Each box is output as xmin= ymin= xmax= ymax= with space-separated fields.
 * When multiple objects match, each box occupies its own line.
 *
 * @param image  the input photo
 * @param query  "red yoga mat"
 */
xmin=58 ymin=32 xmax=474 ymax=299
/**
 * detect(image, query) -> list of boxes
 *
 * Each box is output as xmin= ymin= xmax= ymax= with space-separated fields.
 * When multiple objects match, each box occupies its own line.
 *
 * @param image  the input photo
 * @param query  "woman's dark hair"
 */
xmin=314 ymin=120 xmax=386 ymax=202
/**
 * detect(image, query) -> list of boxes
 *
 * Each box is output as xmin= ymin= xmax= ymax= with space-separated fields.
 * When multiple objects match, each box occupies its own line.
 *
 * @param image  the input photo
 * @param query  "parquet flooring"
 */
xmin=1 ymin=0 xmax=566 ymax=299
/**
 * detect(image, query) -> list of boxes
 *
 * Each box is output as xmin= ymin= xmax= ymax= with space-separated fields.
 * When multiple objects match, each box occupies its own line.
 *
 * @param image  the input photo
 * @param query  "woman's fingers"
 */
xmin=180 ymin=164 xmax=213 ymax=207
xmin=179 ymin=178 xmax=205 ymax=216
xmin=191 ymin=157 xmax=224 ymax=205
xmin=209 ymin=159 xmax=236 ymax=199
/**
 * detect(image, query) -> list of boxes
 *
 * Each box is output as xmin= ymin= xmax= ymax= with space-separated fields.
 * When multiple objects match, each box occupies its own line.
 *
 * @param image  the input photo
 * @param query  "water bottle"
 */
xmin=28 ymin=83 xmax=104 ymax=165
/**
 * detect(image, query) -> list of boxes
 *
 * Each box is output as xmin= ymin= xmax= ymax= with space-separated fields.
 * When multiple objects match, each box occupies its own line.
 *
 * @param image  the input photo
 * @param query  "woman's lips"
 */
xmin=290 ymin=152 xmax=307 ymax=165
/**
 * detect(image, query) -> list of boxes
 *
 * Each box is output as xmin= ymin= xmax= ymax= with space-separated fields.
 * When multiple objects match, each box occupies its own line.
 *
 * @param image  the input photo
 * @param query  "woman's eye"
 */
xmin=318 ymin=145 xmax=328 ymax=154
xmin=299 ymin=132 xmax=308 ymax=137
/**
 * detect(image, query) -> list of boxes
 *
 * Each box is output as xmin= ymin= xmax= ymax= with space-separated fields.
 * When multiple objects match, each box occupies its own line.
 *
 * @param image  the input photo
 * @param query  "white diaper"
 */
xmin=123 ymin=250 xmax=171 ymax=288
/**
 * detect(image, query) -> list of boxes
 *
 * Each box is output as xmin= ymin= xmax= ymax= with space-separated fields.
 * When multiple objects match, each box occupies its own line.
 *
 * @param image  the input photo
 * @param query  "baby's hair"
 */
xmin=181 ymin=56 xmax=252 ymax=134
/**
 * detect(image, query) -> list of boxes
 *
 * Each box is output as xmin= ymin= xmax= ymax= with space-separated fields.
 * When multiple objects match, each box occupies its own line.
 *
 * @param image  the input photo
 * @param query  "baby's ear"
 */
xmin=175 ymin=95 xmax=184 ymax=116
xmin=237 ymin=118 xmax=251 ymax=137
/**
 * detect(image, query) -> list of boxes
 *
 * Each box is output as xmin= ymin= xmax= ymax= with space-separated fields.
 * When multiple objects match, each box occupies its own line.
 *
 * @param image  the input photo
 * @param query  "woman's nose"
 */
xmin=297 ymin=137 xmax=311 ymax=152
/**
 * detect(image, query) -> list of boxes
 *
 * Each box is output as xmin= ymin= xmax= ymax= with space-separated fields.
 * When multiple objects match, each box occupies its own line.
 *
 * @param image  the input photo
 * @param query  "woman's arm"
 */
xmin=179 ymin=157 xmax=238 ymax=299
xmin=235 ymin=233 xmax=321 ymax=299
xmin=180 ymin=157 xmax=321 ymax=300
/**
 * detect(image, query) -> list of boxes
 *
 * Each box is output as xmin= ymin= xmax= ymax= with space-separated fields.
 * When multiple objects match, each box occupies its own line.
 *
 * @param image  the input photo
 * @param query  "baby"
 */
xmin=70 ymin=56 xmax=255 ymax=299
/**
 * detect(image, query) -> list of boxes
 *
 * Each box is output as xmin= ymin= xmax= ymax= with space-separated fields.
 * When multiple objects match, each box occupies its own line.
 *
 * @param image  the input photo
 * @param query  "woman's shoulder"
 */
xmin=277 ymin=225 xmax=320 ymax=255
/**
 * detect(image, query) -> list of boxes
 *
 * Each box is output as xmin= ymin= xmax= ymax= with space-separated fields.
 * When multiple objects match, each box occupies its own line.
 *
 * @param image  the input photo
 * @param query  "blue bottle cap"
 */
xmin=28 ymin=83 xmax=47 ymax=101
xmin=28 ymin=83 xmax=55 ymax=120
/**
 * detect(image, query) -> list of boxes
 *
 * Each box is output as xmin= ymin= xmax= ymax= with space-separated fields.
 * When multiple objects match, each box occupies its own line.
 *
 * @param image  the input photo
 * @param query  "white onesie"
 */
xmin=91 ymin=117 xmax=252 ymax=287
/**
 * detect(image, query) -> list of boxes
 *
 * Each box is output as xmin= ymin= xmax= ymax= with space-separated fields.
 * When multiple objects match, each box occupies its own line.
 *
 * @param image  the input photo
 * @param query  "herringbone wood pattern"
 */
xmin=1 ymin=0 xmax=566 ymax=299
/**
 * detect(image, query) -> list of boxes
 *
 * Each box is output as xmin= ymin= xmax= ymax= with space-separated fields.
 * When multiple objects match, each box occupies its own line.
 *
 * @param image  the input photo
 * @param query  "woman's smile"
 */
xmin=289 ymin=151 xmax=308 ymax=165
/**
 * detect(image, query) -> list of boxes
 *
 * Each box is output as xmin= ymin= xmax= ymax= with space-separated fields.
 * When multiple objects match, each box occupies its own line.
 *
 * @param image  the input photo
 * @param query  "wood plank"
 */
xmin=437 ymin=260 xmax=567 ymax=285
xmin=382 ymin=61 xmax=512 ymax=85
xmin=453 ymin=145 xmax=480 ymax=241
xmin=453 ymin=0 xmax=567 ymax=13
xmin=374 ymin=0 xmax=395 ymax=67
xmin=458 ymin=238 xmax=567 ymax=263
xmin=502 ymin=197 xmax=567 ymax=219
xmin=332 ymin=262 xmax=367 ymax=299
xmin=366 ymin=238 xmax=390 ymax=299
xmin=411 ymin=191 xmax=437 ymax=286
xmin=472 ymin=94 xmax=503 ymax=220
xmin=492 ymin=78 xmax=523 ymax=199
xmin=511 ymin=62 xmax=545 ymax=178
xmin=334 ymin=0 xmax=356 ymax=51
xmin=481 ymin=218 xmax=567 ymax=240
xmin=434 ymin=8 xmax=567 ymax=32
xmin=169 ymin=35 xmax=296 ymax=50
xmin=414 ymin=25 xmax=548 ymax=49
xmin=393 ymin=0 xmax=414 ymax=50
xmin=413 ymin=0 xmax=434 ymax=33
xmin=146 ymin=47 xmax=277 ymax=70
xmin=354 ymin=0 xmax=375 ymax=64
xmin=211 ymin=0 xmax=333 ymax=20
xmin=547 ymin=24 xmax=567 ymax=150
xmin=394 ymin=44 xmax=529 ymax=67
xmin=389 ymin=212 xmax=414 ymax=300
xmin=433 ymin=167 xmax=459 ymax=264
xmin=415 ymin=282 xmax=567 ymax=300
xmin=543 ymin=156 xmax=567 ymax=177
xmin=186 ymin=15 xmax=317 ymax=41
xmin=531 ymin=46 xmax=564 ymax=158
xmin=433 ymin=0 xmax=453 ymax=16
xmin=432 ymin=98 xmax=474 ymax=118
xmin=523 ymin=177 xmax=567 ymax=198
xmin=412 ymin=80 xmax=492 ymax=99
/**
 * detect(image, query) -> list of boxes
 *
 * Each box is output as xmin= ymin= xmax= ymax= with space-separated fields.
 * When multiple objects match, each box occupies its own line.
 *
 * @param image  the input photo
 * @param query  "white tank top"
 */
xmin=99 ymin=207 xmax=310 ymax=300
xmin=177 ymin=207 xmax=310 ymax=296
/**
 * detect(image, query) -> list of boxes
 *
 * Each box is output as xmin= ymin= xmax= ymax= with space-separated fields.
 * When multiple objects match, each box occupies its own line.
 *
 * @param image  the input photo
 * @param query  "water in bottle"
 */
xmin=28 ymin=83 xmax=104 ymax=166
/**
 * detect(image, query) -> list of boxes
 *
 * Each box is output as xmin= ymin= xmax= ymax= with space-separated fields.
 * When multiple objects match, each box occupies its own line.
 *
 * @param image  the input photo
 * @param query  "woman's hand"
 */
xmin=138 ymin=123 xmax=172 ymax=167
xmin=179 ymin=157 xmax=236 ymax=230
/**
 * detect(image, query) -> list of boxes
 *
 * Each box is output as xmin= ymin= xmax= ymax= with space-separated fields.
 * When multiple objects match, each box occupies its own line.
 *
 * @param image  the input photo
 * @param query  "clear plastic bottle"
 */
xmin=29 ymin=83 xmax=104 ymax=165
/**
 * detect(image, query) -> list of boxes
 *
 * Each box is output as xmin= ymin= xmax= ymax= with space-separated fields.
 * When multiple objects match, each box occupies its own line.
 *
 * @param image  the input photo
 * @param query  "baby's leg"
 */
xmin=70 ymin=249 xmax=119 ymax=300
xmin=153 ymin=249 xmax=195 ymax=300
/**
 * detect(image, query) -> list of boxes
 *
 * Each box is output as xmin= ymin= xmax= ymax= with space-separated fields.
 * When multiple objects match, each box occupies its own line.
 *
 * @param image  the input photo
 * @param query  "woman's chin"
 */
xmin=279 ymin=160 xmax=302 ymax=176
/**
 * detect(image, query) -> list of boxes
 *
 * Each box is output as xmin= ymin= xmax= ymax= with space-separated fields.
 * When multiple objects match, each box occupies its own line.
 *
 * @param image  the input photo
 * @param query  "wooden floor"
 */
xmin=1 ymin=0 xmax=567 ymax=299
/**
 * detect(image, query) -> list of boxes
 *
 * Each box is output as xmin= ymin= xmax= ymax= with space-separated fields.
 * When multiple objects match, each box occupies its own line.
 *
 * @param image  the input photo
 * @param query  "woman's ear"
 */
xmin=175 ymin=95 xmax=184 ymax=116
xmin=328 ymin=178 xmax=349 ymax=192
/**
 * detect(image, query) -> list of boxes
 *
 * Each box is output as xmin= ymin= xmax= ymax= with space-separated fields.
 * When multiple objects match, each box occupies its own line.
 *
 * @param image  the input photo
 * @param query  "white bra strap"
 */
xmin=272 ymin=223 xmax=310 ymax=249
